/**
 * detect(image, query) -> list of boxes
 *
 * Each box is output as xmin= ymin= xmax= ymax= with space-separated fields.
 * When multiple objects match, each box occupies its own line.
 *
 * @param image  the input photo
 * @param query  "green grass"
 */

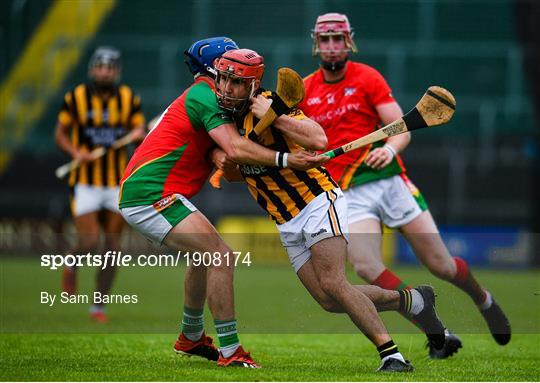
xmin=1 ymin=257 xmax=539 ymax=380
xmin=1 ymin=333 xmax=539 ymax=381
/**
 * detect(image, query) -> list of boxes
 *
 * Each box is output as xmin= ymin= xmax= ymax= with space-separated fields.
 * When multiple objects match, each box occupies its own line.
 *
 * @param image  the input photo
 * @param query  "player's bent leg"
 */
xmin=399 ymin=211 xmax=457 ymax=280
xmin=310 ymin=236 xmax=412 ymax=372
xmin=311 ymin=236 xmax=391 ymax=345
xmin=297 ymin=261 xmax=423 ymax=314
xmin=63 ymin=212 xmax=100 ymax=296
xmin=164 ymin=211 xmax=258 ymax=366
xmin=297 ymin=258 xmax=343 ymax=313
xmin=87 ymin=210 xmax=125 ymax=322
xmin=401 ymin=210 xmax=511 ymax=346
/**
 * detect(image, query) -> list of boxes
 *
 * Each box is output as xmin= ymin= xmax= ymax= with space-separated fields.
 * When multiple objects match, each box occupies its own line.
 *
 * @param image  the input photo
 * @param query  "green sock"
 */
xmin=214 ymin=319 xmax=240 ymax=358
xmin=181 ymin=306 xmax=204 ymax=341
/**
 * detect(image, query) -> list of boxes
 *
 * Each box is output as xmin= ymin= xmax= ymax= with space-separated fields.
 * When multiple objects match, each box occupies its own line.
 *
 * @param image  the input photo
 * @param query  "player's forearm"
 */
xmin=54 ymin=123 xmax=78 ymax=158
xmin=385 ymin=131 xmax=411 ymax=154
xmin=229 ymin=136 xmax=277 ymax=166
xmin=210 ymin=123 xmax=278 ymax=167
xmin=274 ymin=116 xmax=327 ymax=151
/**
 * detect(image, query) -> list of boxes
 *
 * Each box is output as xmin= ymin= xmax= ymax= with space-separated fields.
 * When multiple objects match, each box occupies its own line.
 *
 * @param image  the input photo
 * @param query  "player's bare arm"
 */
xmin=250 ymin=94 xmax=327 ymax=151
xmin=209 ymin=122 xmax=326 ymax=170
xmin=365 ymin=101 xmax=409 ymax=170
xmin=54 ymin=122 xmax=93 ymax=163
xmin=130 ymin=123 xmax=147 ymax=143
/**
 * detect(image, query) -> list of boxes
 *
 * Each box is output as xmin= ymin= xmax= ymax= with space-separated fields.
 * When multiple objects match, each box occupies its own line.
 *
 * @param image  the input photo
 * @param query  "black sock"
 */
xmin=398 ymin=289 xmax=412 ymax=314
xmin=377 ymin=340 xmax=399 ymax=360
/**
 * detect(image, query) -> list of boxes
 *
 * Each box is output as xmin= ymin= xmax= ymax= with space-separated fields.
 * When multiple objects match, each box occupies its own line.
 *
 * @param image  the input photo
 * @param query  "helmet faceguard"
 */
xmin=89 ymin=46 xmax=122 ymax=70
xmin=214 ymin=49 xmax=265 ymax=114
xmin=311 ymin=13 xmax=358 ymax=62
xmin=88 ymin=46 xmax=122 ymax=89
xmin=184 ymin=37 xmax=238 ymax=79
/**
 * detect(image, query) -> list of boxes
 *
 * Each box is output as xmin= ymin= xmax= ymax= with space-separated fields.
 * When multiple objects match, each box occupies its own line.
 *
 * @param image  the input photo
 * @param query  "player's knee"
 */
xmin=349 ymin=256 xmax=381 ymax=282
xmin=425 ymin=257 xmax=455 ymax=281
xmin=318 ymin=276 xmax=344 ymax=299
xmin=317 ymin=297 xmax=341 ymax=313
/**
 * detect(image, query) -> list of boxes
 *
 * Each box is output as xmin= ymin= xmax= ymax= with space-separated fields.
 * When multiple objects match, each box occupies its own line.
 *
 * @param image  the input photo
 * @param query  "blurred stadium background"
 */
xmin=0 ymin=0 xmax=539 ymax=268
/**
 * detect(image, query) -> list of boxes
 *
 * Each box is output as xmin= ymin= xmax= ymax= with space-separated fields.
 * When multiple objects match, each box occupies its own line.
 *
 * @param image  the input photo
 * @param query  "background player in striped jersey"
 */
xmin=119 ymin=37 xmax=325 ymax=368
xmin=54 ymin=46 xmax=146 ymax=323
xmin=211 ymin=48 xmax=448 ymax=372
xmin=299 ymin=12 xmax=511 ymax=358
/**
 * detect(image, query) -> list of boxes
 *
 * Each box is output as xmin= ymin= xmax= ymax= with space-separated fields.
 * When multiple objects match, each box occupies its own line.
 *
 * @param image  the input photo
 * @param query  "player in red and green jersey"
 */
xmin=300 ymin=13 xmax=511 ymax=358
xmin=119 ymin=37 xmax=325 ymax=368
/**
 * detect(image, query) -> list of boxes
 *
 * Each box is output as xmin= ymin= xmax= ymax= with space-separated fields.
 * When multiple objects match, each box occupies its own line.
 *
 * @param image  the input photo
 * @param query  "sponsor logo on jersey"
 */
xmin=344 ymin=87 xmax=356 ymax=96
xmin=307 ymin=97 xmax=322 ymax=106
xmin=311 ymin=103 xmax=361 ymax=124
xmin=240 ymin=164 xmax=267 ymax=175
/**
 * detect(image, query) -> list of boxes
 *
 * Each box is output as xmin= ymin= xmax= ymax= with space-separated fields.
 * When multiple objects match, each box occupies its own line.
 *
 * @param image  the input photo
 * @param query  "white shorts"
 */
xmin=344 ymin=174 xmax=426 ymax=228
xmin=120 ymin=194 xmax=198 ymax=245
xmin=276 ymin=188 xmax=349 ymax=273
xmin=71 ymin=184 xmax=120 ymax=217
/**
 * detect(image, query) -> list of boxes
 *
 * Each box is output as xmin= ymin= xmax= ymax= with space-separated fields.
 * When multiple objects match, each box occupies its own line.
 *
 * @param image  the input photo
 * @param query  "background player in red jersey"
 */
xmin=55 ymin=46 xmax=146 ymax=323
xmin=299 ymin=12 xmax=511 ymax=358
xmin=120 ymin=37 xmax=325 ymax=368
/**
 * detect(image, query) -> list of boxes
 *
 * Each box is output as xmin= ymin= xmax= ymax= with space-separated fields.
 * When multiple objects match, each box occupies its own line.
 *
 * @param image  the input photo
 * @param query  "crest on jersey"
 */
xmin=344 ymin=87 xmax=356 ymax=96
xmin=326 ymin=93 xmax=335 ymax=104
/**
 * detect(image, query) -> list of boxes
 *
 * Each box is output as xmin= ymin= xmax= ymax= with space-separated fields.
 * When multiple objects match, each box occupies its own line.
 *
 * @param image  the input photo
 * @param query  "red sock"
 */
xmin=372 ymin=268 xmax=423 ymax=331
xmin=372 ymin=268 xmax=411 ymax=290
xmin=451 ymin=257 xmax=487 ymax=305
xmin=452 ymin=256 xmax=469 ymax=284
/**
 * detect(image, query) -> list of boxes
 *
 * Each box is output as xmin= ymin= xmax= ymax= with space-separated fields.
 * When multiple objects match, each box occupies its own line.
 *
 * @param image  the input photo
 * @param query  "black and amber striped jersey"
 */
xmin=237 ymin=92 xmax=338 ymax=224
xmin=57 ymin=83 xmax=145 ymax=187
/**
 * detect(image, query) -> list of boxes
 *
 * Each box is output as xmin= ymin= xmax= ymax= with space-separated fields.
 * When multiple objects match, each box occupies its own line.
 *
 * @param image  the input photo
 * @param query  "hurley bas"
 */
xmin=41 ymin=292 xmax=138 ymax=307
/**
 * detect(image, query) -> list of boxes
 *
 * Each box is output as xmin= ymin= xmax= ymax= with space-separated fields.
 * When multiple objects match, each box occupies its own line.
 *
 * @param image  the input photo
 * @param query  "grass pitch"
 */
xmin=1 ymin=257 xmax=539 ymax=381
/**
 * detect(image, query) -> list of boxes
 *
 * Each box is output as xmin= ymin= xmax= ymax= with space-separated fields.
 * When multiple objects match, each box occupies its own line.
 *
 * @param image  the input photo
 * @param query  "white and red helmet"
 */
xmin=311 ymin=13 xmax=358 ymax=55
xmin=214 ymin=49 xmax=265 ymax=113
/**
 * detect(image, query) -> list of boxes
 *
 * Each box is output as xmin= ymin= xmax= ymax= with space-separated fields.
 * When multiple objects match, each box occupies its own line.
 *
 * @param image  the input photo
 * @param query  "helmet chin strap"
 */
xmin=320 ymin=57 xmax=348 ymax=72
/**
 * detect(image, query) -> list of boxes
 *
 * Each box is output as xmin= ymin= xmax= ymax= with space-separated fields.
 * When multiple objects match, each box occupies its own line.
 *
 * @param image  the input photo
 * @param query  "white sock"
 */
xmin=381 ymin=352 xmax=405 ymax=364
xmin=409 ymin=289 xmax=425 ymax=315
xmin=478 ymin=290 xmax=493 ymax=311
xmin=184 ymin=330 xmax=204 ymax=342
xmin=219 ymin=343 xmax=240 ymax=358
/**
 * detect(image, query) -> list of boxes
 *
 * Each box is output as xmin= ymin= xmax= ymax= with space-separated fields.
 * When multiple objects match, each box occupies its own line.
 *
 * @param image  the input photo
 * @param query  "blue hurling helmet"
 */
xmin=184 ymin=37 xmax=238 ymax=78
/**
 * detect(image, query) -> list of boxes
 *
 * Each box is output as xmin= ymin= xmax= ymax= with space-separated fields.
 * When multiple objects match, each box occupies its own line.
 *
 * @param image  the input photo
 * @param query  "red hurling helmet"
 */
xmin=311 ymin=12 xmax=358 ymax=55
xmin=214 ymin=49 xmax=265 ymax=114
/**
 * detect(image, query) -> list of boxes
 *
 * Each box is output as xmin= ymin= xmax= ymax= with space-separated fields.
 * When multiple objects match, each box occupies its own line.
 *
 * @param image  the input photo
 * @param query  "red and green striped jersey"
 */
xmin=119 ymin=77 xmax=231 ymax=207
xmin=299 ymin=61 xmax=407 ymax=190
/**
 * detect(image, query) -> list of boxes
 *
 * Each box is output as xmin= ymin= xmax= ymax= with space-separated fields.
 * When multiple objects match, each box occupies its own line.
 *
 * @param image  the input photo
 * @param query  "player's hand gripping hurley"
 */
xmin=209 ymin=67 xmax=305 ymax=189
xmin=55 ymin=130 xmax=138 ymax=179
xmin=323 ymin=86 xmax=456 ymax=159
